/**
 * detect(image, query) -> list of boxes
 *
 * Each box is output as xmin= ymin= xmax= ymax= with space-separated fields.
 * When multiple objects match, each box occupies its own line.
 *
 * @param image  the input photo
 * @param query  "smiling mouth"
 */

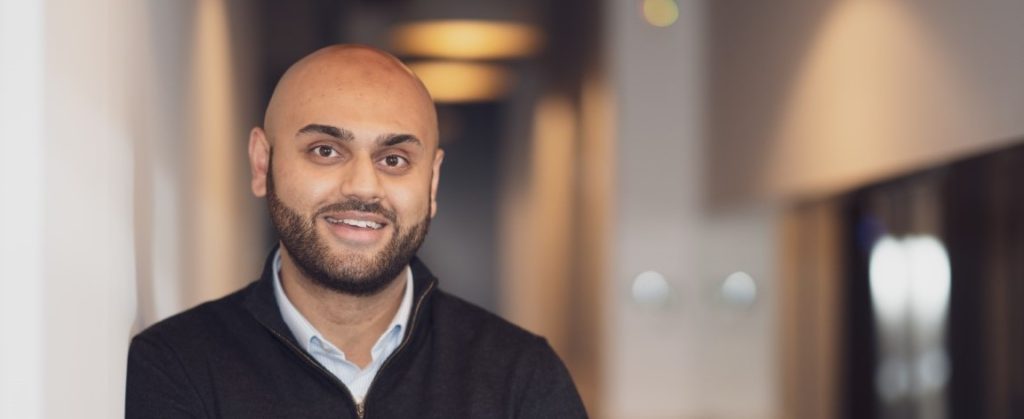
xmin=324 ymin=216 xmax=385 ymax=230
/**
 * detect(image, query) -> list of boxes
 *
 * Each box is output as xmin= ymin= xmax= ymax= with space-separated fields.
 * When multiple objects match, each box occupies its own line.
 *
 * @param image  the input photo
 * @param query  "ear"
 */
xmin=429 ymin=148 xmax=445 ymax=218
xmin=248 ymin=127 xmax=271 ymax=197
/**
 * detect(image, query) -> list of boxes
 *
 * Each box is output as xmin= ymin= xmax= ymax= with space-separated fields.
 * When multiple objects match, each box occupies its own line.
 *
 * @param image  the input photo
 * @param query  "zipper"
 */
xmin=260 ymin=325 xmax=364 ymax=417
xmin=256 ymin=280 xmax=436 ymax=419
xmin=360 ymin=280 xmax=435 ymax=419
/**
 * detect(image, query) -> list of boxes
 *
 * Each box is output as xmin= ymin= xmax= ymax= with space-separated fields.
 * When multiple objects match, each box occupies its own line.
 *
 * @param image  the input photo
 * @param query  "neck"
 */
xmin=278 ymin=246 xmax=407 ymax=368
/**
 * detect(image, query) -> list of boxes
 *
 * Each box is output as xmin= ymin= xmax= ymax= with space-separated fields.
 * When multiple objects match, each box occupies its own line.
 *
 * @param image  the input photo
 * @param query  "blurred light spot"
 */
xmin=876 ymin=357 xmax=911 ymax=401
xmin=407 ymin=61 xmax=511 ymax=103
xmin=642 ymin=0 xmax=679 ymax=28
xmin=905 ymin=236 xmax=951 ymax=327
xmin=391 ymin=20 xmax=542 ymax=60
xmin=915 ymin=347 xmax=951 ymax=394
xmin=869 ymin=235 xmax=910 ymax=324
xmin=869 ymin=234 xmax=951 ymax=326
xmin=870 ymin=234 xmax=952 ymax=400
xmin=632 ymin=271 xmax=671 ymax=307
xmin=720 ymin=271 xmax=757 ymax=307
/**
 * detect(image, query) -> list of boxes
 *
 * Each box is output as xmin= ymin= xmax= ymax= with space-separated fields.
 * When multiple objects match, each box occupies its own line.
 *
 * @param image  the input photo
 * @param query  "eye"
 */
xmin=381 ymin=154 xmax=409 ymax=168
xmin=311 ymin=145 xmax=338 ymax=158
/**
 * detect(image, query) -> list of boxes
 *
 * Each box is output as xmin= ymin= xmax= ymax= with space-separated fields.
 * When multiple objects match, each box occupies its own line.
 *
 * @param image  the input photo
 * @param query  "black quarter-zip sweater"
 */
xmin=126 ymin=251 xmax=587 ymax=418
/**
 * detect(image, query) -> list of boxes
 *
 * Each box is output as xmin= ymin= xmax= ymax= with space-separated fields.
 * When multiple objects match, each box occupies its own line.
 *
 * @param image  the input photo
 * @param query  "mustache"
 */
xmin=314 ymin=199 xmax=397 ymax=223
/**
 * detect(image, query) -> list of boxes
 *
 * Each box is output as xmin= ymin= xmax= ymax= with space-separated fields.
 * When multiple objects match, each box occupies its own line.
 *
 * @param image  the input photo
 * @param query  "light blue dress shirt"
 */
xmin=272 ymin=250 xmax=413 ymax=403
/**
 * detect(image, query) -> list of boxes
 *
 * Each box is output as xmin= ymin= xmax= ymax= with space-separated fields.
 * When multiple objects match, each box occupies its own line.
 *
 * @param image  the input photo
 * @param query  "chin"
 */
xmin=325 ymin=246 xmax=382 ymax=268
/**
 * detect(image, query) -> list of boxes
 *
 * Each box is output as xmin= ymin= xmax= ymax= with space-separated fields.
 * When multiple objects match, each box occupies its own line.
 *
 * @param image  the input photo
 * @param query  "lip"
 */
xmin=320 ymin=211 xmax=391 ymax=246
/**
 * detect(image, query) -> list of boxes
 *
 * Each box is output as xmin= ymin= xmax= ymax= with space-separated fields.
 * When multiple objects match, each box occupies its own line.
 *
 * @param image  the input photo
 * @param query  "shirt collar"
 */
xmin=271 ymin=249 xmax=415 ymax=355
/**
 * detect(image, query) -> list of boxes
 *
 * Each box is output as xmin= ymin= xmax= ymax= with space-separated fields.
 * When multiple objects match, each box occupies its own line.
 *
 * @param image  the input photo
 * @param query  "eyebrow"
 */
xmin=377 ymin=133 xmax=422 ymax=148
xmin=297 ymin=123 xmax=422 ymax=148
xmin=296 ymin=124 xmax=354 ymax=141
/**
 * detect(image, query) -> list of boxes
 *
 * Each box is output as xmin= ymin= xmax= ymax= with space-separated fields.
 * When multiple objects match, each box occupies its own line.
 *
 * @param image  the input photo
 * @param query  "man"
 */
xmin=126 ymin=45 xmax=587 ymax=418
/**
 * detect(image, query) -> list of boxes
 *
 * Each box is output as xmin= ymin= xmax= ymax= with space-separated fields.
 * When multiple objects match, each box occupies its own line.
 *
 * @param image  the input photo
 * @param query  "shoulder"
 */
xmin=131 ymin=282 xmax=255 ymax=353
xmin=427 ymin=289 xmax=560 ymax=369
xmin=126 ymin=284 xmax=258 ymax=416
xmin=430 ymin=289 xmax=543 ymax=346
xmin=427 ymin=290 xmax=587 ymax=417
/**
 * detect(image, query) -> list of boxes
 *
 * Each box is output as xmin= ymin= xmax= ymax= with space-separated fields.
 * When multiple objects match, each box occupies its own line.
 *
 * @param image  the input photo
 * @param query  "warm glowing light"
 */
xmin=407 ymin=61 xmax=512 ymax=103
xmin=391 ymin=20 xmax=542 ymax=60
xmin=643 ymin=0 xmax=679 ymax=28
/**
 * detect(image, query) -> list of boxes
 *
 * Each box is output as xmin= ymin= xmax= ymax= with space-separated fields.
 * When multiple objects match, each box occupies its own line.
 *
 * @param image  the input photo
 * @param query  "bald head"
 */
xmin=246 ymin=44 xmax=446 ymax=298
xmin=263 ymin=45 xmax=438 ymax=148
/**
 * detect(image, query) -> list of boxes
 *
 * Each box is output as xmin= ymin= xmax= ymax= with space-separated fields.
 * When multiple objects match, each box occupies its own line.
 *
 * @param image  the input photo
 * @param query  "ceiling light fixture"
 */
xmin=391 ymin=19 xmax=542 ymax=60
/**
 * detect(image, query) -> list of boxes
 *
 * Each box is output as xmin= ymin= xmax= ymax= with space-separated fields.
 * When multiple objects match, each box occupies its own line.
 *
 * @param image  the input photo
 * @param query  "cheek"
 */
xmin=275 ymin=167 xmax=339 ymax=212
xmin=383 ymin=179 xmax=432 ymax=220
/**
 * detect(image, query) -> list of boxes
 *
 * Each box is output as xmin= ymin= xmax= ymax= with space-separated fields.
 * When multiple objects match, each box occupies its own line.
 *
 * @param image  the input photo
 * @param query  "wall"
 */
xmin=0 ymin=0 xmax=145 ymax=416
xmin=602 ymin=0 xmax=1024 ymax=418
xmin=603 ymin=1 xmax=777 ymax=418
xmin=0 ymin=0 xmax=48 ymax=416
xmin=134 ymin=0 xmax=265 ymax=328
xmin=705 ymin=1 xmax=1024 ymax=418
xmin=0 ymin=1 xmax=262 ymax=417
xmin=709 ymin=0 xmax=1024 ymax=204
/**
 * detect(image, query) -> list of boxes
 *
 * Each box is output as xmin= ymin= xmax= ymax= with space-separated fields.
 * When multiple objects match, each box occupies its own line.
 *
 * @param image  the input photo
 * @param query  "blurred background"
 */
xmin=2 ymin=0 xmax=1024 ymax=418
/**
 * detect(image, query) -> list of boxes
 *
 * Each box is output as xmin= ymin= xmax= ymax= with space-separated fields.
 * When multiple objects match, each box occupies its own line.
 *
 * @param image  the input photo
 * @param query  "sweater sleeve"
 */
xmin=125 ymin=333 xmax=207 ymax=419
xmin=517 ymin=337 xmax=589 ymax=418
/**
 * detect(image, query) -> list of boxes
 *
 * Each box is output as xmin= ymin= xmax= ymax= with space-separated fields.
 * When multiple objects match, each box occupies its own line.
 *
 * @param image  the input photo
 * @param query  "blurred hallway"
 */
xmin=2 ymin=0 xmax=1024 ymax=418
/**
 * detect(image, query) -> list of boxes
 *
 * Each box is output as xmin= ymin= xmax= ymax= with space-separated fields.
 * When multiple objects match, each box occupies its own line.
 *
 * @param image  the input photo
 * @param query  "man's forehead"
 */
xmin=289 ymin=47 xmax=414 ymax=85
xmin=265 ymin=45 xmax=438 ymax=143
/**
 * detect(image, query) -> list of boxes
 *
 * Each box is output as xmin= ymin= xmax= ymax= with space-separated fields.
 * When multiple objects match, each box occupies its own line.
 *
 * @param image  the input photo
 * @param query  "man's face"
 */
xmin=265 ymin=155 xmax=429 ymax=296
xmin=250 ymin=48 xmax=443 ymax=295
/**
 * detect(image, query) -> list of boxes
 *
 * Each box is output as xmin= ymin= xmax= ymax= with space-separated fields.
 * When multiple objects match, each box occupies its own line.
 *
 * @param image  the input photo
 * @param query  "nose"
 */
xmin=339 ymin=154 xmax=384 ymax=202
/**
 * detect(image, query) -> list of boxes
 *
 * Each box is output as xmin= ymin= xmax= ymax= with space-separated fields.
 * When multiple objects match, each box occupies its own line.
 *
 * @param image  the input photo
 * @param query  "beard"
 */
xmin=265 ymin=164 xmax=429 ymax=296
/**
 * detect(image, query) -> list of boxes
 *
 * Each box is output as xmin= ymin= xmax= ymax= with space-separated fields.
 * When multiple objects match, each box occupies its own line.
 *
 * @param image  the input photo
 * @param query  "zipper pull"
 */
xmin=356 ymin=402 xmax=365 ymax=419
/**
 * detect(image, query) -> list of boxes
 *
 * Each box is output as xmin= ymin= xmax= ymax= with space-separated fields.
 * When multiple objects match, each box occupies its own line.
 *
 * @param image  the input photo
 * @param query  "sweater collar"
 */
xmin=244 ymin=244 xmax=439 ymax=348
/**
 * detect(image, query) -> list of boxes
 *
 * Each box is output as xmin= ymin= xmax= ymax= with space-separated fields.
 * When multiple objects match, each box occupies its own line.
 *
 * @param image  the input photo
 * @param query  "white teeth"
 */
xmin=326 ymin=217 xmax=382 ymax=229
